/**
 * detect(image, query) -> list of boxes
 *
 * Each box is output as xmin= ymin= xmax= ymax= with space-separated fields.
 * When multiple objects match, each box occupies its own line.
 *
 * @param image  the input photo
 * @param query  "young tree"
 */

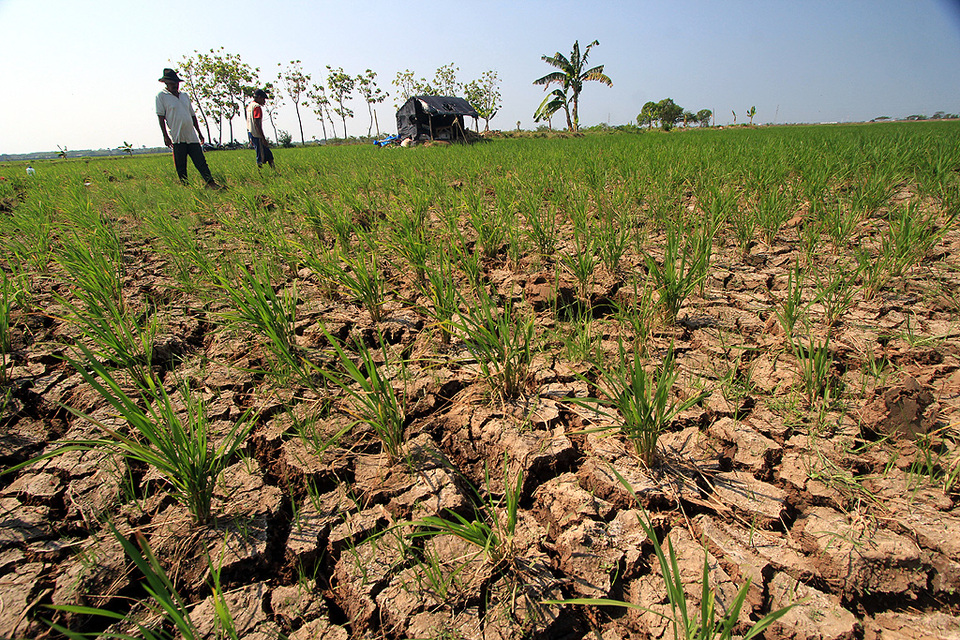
xmin=174 ymin=51 xmax=215 ymax=142
xmin=747 ymin=105 xmax=757 ymax=125
xmin=464 ymin=70 xmax=502 ymax=132
xmin=307 ymin=82 xmax=333 ymax=140
xmin=207 ymin=48 xmax=258 ymax=145
xmin=279 ymin=60 xmax=311 ymax=146
xmin=533 ymin=39 xmax=612 ymax=132
xmin=262 ymin=80 xmax=283 ymax=142
xmin=696 ymin=108 xmax=713 ymax=128
xmin=326 ymin=66 xmax=355 ymax=139
xmin=432 ymin=63 xmax=462 ymax=96
xmin=393 ymin=70 xmax=428 ymax=106
xmin=682 ymin=110 xmax=696 ymax=127
xmin=356 ymin=69 xmax=387 ymax=137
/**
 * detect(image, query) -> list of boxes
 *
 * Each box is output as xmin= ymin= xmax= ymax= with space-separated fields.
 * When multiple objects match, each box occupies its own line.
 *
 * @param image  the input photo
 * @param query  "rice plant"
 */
xmin=908 ymin=424 xmax=960 ymax=495
xmin=409 ymin=455 xmax=524 ymax=566
xmin=645 ymin=223 xmax=708 ymax=324
xmin=522 ymin=188 xmax=559 ymax=258
xmin=452 ymin=291 xmax=534 ymax=399
xmin=561 ymin=223 xmax=598 ymax=306
xmin=849 ymin=166 xmax=896 ymax=217
xmin=5 ymin=197 xmax=54 ymax=273
xmin=213 ymin=260 xmax=313 ymax=386
xmin=574 ymin=342 xmax=703 ymax=468
xmin=615 ymin=276 xmax=658 ymax=356
xmin=319 ymin=329 xmax=408 ymax=461
xmin=811 ymin=266 xmax=860 ymax=326
xmin=756 ymin=188 xmax=793 ymax=247
xmin=57 ymin=230 xmax=126 ymax=311
xmin=318 ymin=234 xmax=388 ymax=322
xmin=855 ymin=245 xmax=894 ymax=300
xmin=452 ymin=231 xmax=484 ymax=291
xmin=141 ymin=208 xmax=217 ymax=294
xmin=56 ymin=234 xmax=159 ymax=384
xmin=12 ymin=346 xmax=255 ymax=525
xmin=774 ymin=260 xmax=808 ymax=339
xmin=597 ymin=207 xmax=631 ymax=274
xmin=792 ymin=328 xmax=834 ymax=406
xmin=822 ymin=200 xmax=861 ymax=252
xmin=420 ymin=256 xmax=460 ymax=345
xmin=387 ymin=205 xmax=431 ymax=287
xmin=466 ymin=187 xmax=506 ymax=259
xmin=882 ymin=201 xmax=958 ymax=277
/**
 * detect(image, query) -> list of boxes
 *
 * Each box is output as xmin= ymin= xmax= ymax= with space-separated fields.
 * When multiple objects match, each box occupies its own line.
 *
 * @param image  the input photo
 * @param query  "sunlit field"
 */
xmin=2 ymin=121 xmax=959 ymax=639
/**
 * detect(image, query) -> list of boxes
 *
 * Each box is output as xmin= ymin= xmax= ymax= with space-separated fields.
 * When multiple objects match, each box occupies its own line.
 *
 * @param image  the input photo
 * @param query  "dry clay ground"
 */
xmin=2 ymin=184 xmax=960 ymax=640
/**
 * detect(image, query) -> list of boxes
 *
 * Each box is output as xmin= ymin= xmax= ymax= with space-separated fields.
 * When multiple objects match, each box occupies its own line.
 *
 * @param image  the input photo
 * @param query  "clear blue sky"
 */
xmin=2 ymin=0 xmax=959 ymax=154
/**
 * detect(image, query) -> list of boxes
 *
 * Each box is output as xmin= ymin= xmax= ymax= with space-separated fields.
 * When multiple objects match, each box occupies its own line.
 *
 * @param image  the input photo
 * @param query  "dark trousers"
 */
xmin=172 ymin=142 xmax=213 ymax=184
xmin=249 ymin=133 xmax=274 ymax=166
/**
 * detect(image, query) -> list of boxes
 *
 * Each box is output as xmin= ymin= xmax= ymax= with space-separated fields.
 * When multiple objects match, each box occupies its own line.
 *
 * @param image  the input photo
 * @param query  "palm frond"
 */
xmin=533 ymin=71 xmax=569 ymax=87
xmin=582 ymin=66 xmax=612 ymax=86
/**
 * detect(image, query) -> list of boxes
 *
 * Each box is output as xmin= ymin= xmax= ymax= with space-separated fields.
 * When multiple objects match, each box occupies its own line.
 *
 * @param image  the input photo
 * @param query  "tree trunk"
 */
xmin=328 ymin=113 xmax=337 ymax=139
xmin=571 ymin=93 xmax=579 ymax=132
xmin=295 ymin=103 xmax=305 ymax=146
xmin=194 ymin=99 xmax=213 ymax=142
xmin=374 ymin=110 xmax=380 ymax=137
xmin=267 ymin=109 xmax=278 ymax=141
xmin=367 ymin=102 xmax=374 ymax=137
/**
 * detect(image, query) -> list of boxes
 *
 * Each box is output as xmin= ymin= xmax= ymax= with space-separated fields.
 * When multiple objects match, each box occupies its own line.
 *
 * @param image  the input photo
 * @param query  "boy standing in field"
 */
xmin=246 ymin=89 xmax=275 ymax=170
xmin=156 ymin=68 xmax=222 ymax=189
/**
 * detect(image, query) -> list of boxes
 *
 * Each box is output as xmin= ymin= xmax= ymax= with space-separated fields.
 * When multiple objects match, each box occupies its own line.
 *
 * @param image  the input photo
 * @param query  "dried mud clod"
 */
xmin=859 ymin=376 xmax=940 ymax=440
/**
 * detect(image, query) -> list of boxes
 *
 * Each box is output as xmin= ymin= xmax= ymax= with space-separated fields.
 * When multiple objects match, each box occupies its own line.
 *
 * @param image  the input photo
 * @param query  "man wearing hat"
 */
xmin=246 ymin=89 xmax=275 ymax=169
xmin=156 ymin=68 xmax=222 ymax=188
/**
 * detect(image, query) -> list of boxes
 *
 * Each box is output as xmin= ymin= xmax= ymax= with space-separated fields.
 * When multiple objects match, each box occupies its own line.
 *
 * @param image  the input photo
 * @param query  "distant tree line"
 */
xmin=637 ymin=99 xmax=712 ymax=131
xmin=904 ymin=111 xmax=960 ymax=121
xmin=871 ymin=112 xmax=959 ymax=123
xmin=173 ymin=50 xmax=503 ymax=146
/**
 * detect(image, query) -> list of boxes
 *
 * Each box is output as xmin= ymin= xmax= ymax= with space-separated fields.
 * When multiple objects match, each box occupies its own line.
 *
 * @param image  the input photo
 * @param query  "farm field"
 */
xmin=1 ymin=122 xmax=960 ymax=639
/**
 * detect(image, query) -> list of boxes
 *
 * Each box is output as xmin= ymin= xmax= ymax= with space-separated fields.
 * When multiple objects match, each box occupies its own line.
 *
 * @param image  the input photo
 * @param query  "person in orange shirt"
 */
xmin=246 ymin=89 xmax=275 ymax=169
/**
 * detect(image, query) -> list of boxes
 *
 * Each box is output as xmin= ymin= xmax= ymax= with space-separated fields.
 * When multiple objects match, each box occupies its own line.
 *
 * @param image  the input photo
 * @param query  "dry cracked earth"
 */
xmin=2 ymin=190 xmax=960 ymax=640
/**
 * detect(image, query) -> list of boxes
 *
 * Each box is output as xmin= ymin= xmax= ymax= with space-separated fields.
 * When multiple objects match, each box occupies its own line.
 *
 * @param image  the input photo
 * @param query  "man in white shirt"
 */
xmin=156 ymin=68 xmax=222 ymax=189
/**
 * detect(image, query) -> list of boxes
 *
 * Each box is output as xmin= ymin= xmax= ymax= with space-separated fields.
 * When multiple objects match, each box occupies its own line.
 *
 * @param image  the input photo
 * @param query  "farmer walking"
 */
xmin=246 ymin=89 xmax=275 ymax=170
xmin=156 ymin=68 xmax=223 ymax=189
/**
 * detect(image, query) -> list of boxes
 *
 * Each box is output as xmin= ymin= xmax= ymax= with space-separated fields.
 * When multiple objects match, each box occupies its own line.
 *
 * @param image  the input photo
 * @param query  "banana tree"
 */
xmin=534 ymin=88 xmax=570 ymax=130
xmin=533 ymin=39 xmax=612 ymax=132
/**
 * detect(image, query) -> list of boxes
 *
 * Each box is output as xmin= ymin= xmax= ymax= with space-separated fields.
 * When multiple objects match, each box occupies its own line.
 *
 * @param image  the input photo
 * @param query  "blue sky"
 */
xmin=1 ymin=0 xmax=959 ymax=154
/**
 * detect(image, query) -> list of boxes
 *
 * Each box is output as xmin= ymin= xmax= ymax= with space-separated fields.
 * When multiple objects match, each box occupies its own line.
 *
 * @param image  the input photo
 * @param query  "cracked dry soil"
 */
xmin=2 ymin=172 xmax=960 ymax=640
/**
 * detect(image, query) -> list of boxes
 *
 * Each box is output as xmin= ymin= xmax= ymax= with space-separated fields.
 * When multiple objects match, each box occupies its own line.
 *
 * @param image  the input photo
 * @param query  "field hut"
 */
xmin=396 ymin=96 xmax=479 ymax=143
